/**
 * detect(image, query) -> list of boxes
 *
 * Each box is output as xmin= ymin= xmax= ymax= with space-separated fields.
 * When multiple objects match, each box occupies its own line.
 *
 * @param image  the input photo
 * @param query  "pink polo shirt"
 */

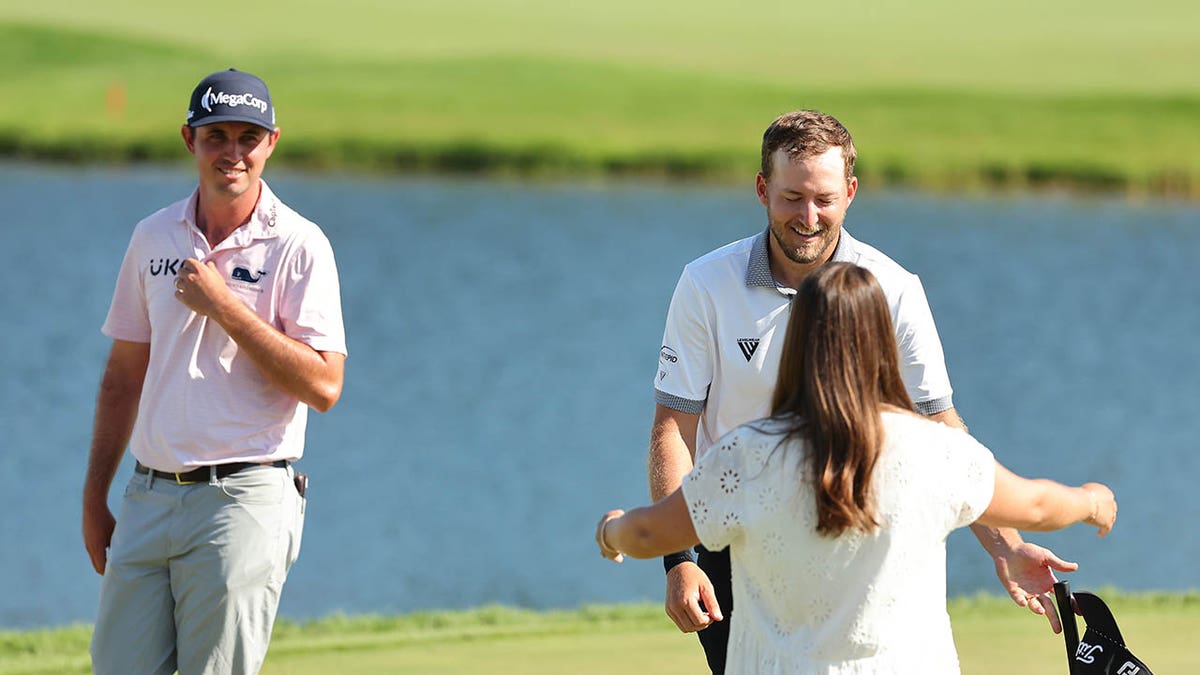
xmin=102 ymin=181 xmax=347 ymax=473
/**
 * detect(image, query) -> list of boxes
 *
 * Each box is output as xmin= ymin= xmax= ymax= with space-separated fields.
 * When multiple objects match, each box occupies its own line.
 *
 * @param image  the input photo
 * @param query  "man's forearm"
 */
xmin=649 ymin=434 xmax=694 ymax=501
xmin=970 ymin=522 xmax=1024 ymax=556
xmin=647 ymin=406 xmax=702 ymax=571
xmin=84 ymin=344 xmax=146 ymax=505
xmin=647 ymin=407 xmax=700 ymax=501
xmin=84 ymin=401 xmax=137 ymax=506
xmin=209 ymin=300 xmax=343 ymax=412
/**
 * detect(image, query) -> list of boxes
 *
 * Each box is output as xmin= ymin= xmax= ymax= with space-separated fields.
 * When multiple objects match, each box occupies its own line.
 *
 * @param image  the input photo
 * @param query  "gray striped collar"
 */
xmin=745 ymin=231 xmax=776 ymax=288
xmin=830 ymin=227 xmax=860 ymax=264
xmin=745 ymin=228 xmax=859 ymax=289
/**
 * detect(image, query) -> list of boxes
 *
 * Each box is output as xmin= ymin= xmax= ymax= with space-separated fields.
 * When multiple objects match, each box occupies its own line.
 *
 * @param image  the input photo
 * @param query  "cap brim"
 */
xmin=188 ymin=114 xmax=275 ymax=130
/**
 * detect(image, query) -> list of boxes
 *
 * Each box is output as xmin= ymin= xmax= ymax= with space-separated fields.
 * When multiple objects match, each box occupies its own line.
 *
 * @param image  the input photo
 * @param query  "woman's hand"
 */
xmin=596 ymin=510 xmax=625 ymax=562
xmin=1082 ymin=483 xmax=1116 ymax=536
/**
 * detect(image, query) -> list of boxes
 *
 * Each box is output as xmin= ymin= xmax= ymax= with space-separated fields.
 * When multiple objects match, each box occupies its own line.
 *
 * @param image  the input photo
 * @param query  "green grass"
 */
xmin=2 ymin=2 xmax=1200 ymax=194
xmin=4 ymin=0 xmax=1198 ymax=94
xmin=3 ymin=594 xmax=1198 ymax=674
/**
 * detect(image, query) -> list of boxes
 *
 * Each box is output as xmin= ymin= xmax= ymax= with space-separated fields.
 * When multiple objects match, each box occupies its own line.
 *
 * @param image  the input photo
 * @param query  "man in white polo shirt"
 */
xmin=650 ymin=110 xmax=1076 ymax=674
xmin=81 ymin=68 xmax=346 ymax=675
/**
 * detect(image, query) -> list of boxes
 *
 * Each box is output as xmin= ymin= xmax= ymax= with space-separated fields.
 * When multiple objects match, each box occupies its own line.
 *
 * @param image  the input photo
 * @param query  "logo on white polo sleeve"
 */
xmin=659 ymin=346 xmax=679 ymax=382
xmin=736 ymin=338 xmax=760 ymax=362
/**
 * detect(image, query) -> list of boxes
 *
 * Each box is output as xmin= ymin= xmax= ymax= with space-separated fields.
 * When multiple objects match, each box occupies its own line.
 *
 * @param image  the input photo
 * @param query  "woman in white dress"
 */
xmin=596 ymin=262 xmax=1116 ymax=674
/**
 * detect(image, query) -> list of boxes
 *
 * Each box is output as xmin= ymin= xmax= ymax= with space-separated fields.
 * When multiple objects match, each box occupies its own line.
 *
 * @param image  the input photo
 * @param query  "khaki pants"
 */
xmin=91 ymin=464 xmax=304 ymax=675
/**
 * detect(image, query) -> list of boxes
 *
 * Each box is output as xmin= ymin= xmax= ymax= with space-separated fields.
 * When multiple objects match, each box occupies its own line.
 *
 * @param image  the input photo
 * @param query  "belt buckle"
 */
xmin=174 ymin=472 xmax=201 ymax=485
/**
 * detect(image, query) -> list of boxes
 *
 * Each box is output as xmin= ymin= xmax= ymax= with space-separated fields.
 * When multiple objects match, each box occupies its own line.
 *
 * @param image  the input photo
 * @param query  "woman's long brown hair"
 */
xmin=770 ymin=263 xmax=914 ymax=536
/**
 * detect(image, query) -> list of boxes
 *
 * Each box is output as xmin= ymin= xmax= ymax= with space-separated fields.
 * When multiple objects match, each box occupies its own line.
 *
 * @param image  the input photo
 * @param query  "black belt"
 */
xmin=135 ymin=460 xmax=288 ymax=485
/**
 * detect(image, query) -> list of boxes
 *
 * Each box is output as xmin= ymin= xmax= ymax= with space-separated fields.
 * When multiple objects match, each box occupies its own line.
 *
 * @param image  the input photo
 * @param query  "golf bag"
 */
xmin=1053 ymin=581 xmax=1153 ymax=675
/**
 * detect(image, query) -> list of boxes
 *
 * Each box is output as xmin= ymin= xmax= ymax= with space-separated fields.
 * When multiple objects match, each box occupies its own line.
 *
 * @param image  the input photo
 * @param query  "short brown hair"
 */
xmin=760 ymin=110 xmax=857 ymax=183
xmin=770 ymin=263 xmax=913 ymax=536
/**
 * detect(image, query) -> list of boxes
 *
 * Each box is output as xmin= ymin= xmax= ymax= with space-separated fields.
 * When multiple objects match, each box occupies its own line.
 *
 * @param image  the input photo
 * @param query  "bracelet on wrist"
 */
xmin=663 ymin=549 xmax=696 ymax=573
xmin=599 ymin=517 xmax=618 ymax=554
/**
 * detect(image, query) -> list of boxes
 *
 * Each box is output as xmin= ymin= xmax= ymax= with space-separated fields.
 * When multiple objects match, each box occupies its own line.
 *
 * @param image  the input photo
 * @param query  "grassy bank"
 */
xmin=3 ymin=594 xmax=1198 ymax=674
xmin=3 ymin=1 xmax=1200 ymax=196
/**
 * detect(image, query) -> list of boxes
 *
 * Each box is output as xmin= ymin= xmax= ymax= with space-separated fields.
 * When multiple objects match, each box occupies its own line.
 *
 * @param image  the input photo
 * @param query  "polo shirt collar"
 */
xmin=745 ymin=231 xmax=777 ymax=289
xmin=829 ymin=227 xmax=860 ymax=263
xmin=746 ymin=227 xmax=861 ymax=291
xmin=177 ymin=180 xmax=282 ymax=248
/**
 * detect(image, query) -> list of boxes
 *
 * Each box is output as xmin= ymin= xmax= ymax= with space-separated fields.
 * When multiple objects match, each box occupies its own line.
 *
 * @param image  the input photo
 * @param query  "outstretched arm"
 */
xmin=978 ymin=463 xmax=1115 ymax=534
xmin=928 ymin=407 xmax=1082 ymax=632
xmin=975 ymin=462 xmax=1117 ymax=633
xmin=597 ymin=491 xmax=701 ymax=562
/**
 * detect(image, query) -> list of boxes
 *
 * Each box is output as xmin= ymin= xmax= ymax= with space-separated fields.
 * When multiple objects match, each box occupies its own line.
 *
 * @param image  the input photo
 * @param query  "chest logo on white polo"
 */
xmin=232 ymin=267 xmax=268 ymax=283
xmin=737 ymin=338 xmax=760 ymax=362
xmin=148 ymin=258 xmax=182 ymax=276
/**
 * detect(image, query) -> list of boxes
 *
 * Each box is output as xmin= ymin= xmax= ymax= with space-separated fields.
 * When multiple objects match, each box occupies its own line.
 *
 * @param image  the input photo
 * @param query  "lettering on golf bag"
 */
xmin=1075 ymin=642 xmax=1104 ymax=664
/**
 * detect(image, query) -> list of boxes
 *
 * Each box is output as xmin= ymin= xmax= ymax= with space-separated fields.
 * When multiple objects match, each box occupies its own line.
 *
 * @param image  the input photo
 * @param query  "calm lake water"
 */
xmin=1 ymin=162 xmax=1197 ymax=629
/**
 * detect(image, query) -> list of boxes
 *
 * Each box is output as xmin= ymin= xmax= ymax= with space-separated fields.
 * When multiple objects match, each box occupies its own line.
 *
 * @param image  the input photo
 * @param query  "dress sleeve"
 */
xmin=654 ymin=268 xmax=711 ymax=415
xmin=680 ymin=428 xmax=749 ymax=550
xmin=940 ymin=429 xmax=996 ymax=529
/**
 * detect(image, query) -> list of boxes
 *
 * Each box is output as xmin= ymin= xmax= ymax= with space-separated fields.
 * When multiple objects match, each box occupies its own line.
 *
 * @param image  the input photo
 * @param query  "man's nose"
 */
xmin=222 ymin=138 xmax=243 ymax=161
xmin=801 ymin=202 xmax=820 ymax=227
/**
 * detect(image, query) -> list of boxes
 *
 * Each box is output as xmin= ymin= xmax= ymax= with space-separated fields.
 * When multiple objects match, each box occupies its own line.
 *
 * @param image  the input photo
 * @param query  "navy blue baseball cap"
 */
xmin=186 ymin=68 xmax=275 ymax=130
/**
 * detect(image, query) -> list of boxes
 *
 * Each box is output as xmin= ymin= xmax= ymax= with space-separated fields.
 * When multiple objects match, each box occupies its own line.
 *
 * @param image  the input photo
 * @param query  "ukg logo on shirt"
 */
xmin=201 ymin=86 xmax=269 ymax=114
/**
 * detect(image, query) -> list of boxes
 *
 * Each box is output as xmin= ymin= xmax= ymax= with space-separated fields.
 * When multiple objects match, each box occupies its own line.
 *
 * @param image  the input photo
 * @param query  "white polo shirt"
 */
xmin=102 ymin=180 xmax=347 ymax=473
xmin=654 ymin=229 xmax=953 ymax=459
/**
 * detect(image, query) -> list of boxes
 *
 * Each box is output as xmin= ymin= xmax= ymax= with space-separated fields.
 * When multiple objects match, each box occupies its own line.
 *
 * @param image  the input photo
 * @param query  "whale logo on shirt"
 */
xmin=232 ymin=267 xmax=268 ymax=283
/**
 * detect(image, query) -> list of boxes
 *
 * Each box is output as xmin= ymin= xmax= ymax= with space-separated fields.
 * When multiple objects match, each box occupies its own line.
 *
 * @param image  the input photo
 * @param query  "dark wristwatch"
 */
xmin=662 ymin=549 xmax=696 ymax=573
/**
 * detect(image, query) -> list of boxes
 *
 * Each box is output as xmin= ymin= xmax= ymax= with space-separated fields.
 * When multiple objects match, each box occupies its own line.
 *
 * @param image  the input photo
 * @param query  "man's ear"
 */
xmin=181 ymin=125 xmax=196 ymax=154
xmin=260 ymin=128 xmax=281 ymax=159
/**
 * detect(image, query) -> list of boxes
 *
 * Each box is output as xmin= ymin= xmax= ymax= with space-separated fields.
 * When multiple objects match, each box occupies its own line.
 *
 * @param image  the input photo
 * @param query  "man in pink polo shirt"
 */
xmin=81 ymin=68 xmax=347 ymax=674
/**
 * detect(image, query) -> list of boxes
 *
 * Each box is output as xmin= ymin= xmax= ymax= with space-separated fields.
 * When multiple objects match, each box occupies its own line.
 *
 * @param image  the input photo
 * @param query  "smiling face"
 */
xmin=182 ymin=121 xmax=279 ymax=199
xmin=757 ymin=146 xmax=857 ymax=285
